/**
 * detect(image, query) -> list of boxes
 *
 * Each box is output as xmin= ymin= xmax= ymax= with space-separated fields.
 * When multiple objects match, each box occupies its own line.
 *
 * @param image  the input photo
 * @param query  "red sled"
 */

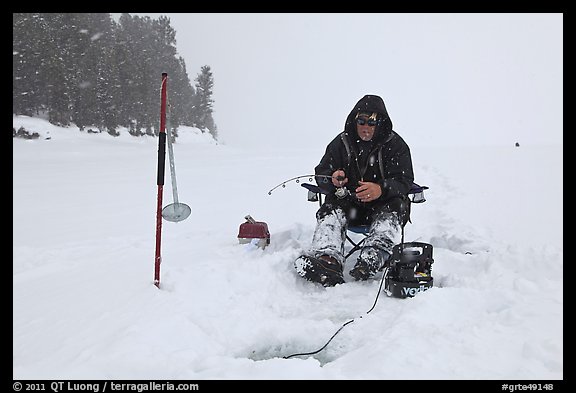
xmin=238 ymin=215 xmax=270 ymax=248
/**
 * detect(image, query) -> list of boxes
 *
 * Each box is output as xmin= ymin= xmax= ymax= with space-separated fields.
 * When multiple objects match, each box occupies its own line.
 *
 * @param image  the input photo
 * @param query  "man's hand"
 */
xmin=356 ymin=181 xmax=382 ymax=202
xmin=331 ymin=170 xmax=348 ymax=187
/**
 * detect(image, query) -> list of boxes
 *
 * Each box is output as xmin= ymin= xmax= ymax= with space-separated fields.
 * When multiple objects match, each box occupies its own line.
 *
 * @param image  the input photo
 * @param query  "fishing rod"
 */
xmin=267 ymin=174 xmax=332 ymax=195
xmin=268 ymin=174 xmax=359 ymax=202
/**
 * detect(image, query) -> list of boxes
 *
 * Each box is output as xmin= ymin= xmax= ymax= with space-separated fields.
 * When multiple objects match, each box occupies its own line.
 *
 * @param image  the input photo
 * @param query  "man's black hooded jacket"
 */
xmin=314 ymin=94 xmax=414 ymax=205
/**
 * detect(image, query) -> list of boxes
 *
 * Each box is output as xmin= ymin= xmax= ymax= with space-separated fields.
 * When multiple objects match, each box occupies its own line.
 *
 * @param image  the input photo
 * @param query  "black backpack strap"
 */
xmin=377 ymin=132 xmax=396 ymax=180
xmin=339 ymin=132 xmax=352 ymax=167
xmin=378 ymin=146 xmax=385 ymax=181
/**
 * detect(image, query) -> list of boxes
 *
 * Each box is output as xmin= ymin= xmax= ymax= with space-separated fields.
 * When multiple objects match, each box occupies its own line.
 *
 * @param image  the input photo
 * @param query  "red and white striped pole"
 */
xmin=154 ymin=72 xmax=168 ymax=288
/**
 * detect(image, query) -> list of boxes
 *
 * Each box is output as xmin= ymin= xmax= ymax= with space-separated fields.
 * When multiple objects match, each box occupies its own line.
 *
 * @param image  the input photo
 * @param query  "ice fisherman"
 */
xmin=294 ymin=94 xmax=414 ymax=286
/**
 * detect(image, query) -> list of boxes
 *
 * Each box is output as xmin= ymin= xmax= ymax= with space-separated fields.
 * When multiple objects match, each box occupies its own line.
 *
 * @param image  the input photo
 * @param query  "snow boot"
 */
xmin=349 ymin=246 xmax=390 ymax=281
xmin=294 ymin=254 xmax=345 ymax=287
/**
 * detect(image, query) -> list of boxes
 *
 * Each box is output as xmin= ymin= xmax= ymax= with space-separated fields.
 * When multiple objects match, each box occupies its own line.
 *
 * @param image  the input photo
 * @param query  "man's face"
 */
xmin=356 ymin=115 xmax=377 ymax=141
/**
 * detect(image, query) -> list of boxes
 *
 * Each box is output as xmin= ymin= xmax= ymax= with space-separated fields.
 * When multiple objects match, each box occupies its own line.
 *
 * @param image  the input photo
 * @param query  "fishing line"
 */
xmin=282 ymin=223 xmax=407 ymax=359
xmin=282 ymin=265 xmax=390 ymax=359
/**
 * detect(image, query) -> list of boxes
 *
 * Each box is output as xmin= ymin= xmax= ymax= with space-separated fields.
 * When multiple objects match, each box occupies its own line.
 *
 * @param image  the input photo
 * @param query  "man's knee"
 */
xmin=375 ymin=197 xmax=411 ymax=226
xmin=316 ymin=201 xmax=345 ymax=220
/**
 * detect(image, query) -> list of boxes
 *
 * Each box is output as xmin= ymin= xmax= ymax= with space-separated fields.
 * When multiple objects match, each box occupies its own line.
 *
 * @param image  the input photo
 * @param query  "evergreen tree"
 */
xmin=42 ymin=13 xmax=83 ymax=127
xmin=175 ymin=58 xmax=196 ymax=127
xmin=115 ymin=13 xmax=143 ymax=134
xmin=194 ymin=65 xmax=217 ymax=139
xmin=86 ymin=13 xmax=121 ymax=134
xmin=119 ymin=14 xmax=156 ymax=134
xmin=13 ymin=13 xmax=49 ymax=116
xmin=69 ymin=13 xmax=106 ymax=130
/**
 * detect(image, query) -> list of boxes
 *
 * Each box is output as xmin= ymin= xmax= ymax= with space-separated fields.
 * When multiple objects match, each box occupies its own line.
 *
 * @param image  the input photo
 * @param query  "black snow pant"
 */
xmin=308 ymin=196 xmax=411 ymax=265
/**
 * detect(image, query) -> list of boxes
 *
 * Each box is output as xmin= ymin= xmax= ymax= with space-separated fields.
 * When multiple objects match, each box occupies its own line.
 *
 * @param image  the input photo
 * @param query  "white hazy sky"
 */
xmin=124 ymin=13 xmax=563 ymax=149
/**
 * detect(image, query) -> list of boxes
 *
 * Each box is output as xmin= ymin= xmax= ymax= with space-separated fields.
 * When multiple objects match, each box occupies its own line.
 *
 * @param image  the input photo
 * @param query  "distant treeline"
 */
xmin=13 ymin=13 xmax=216 ymax=139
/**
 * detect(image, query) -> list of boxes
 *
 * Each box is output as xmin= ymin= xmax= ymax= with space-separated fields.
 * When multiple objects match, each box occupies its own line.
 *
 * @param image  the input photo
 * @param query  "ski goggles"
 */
xmin=356 ymin=117 xmax=377 ymax=126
